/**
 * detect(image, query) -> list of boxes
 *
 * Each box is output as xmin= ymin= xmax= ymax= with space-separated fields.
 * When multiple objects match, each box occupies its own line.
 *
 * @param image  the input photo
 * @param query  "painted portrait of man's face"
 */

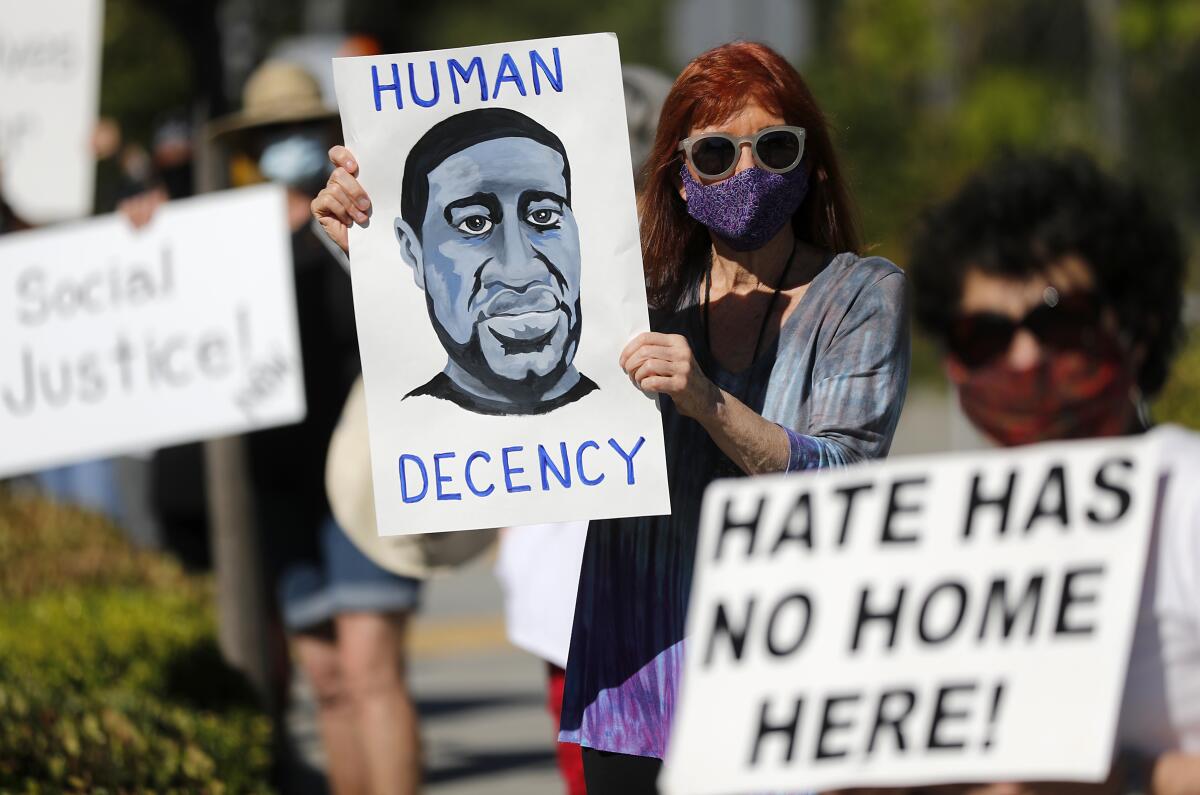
xmin=395 ymin=109 xmax=597 ymax=415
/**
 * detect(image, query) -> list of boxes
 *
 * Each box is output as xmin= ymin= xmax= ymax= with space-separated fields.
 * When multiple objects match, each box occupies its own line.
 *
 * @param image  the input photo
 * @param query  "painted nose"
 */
xmin=491 ymin=216 xmax=549 ymax=289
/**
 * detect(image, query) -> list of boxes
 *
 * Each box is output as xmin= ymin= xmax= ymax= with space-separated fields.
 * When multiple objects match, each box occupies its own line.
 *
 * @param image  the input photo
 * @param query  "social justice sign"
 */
xmin=662 ymin=434 xmax=1161 ymax=794
xmin=0 ymin=0 xmax=103 ymax=223
xmin=332 ymin=33 xmax=670 ymax=534
xmin=0 ymin=184 xmax=305 ymax=476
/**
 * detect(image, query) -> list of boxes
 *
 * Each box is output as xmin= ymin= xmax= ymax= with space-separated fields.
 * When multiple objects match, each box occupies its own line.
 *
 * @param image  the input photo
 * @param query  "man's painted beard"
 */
xmin=426 ymin=294 xmax=583 ymax=403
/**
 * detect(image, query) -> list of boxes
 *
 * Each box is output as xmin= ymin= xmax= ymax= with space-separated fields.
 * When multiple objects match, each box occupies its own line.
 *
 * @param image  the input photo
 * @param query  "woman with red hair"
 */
xmin=555 ymin=42 xmax=909 ymax=792
xmin=312 ymin=41 xmax=910 ymax=794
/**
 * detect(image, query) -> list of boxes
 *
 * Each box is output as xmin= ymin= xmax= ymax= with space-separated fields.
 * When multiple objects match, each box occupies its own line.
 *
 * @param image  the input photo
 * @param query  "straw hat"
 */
xmin=325 ymin=377 xmax=497 ymax=578
xmin=208 ymin=60 xmax=336 ymax=139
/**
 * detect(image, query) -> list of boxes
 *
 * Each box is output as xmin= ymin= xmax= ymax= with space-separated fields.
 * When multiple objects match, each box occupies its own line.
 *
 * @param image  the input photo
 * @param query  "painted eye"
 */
xmin=526 ymin=208 xmax=561 ymax=229
xmin=455 ymin=215 xmax=493 ymax=235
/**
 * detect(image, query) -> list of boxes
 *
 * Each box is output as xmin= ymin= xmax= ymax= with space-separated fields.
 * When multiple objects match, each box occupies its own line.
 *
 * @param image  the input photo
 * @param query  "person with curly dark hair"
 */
xmin=909 ymin=152 xmax=1200 ymax=794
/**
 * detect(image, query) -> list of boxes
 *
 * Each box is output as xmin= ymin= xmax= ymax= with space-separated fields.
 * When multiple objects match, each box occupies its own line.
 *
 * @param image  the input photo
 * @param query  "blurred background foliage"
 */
xmin=99 ymin=0 xmax=1199 ymax=417
xmin=0 ymin=492 xmax=273 ymax=792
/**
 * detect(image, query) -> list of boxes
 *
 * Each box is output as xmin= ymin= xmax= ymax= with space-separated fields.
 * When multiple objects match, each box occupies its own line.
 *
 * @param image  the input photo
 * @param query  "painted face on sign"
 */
xmin=397 ymin=127 xmax=596 ymax=416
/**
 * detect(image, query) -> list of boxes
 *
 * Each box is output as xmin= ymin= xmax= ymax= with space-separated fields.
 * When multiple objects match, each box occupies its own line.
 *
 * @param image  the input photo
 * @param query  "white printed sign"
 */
xmin=0 ymin=184 xmax=305 ymax=476
xmin=332 ymin=33 xmax=670 ymax=535
xmin=662 ymin=434 xmax=1160 ymax=794
xmin=0 ymin=1 xmax=104 ymax=223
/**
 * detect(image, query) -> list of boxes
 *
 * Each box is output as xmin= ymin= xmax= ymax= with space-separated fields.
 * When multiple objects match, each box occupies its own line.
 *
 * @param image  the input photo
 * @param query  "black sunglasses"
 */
xmin=677 ymin=125 xmax=806 ymax=181
xmin=947 ymin=290 xmax=1110 ymax=369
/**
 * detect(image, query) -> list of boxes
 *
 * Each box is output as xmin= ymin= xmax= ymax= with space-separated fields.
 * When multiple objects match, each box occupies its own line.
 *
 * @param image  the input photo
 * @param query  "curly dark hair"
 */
xmin=908 ymin=151 xmax=1185 ymax=396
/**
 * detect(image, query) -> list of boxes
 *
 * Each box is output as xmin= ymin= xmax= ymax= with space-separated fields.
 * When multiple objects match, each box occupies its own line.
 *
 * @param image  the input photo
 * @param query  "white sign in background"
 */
xmin=0 ymin=0 xmax=104 ymax=224
xmin=662 ymin=434 xmax=1161 ymax=794
xmin=333 ymin=33 xmax=671 ymax=535
xmin=0 ymin=184 xmax=305 ymax=477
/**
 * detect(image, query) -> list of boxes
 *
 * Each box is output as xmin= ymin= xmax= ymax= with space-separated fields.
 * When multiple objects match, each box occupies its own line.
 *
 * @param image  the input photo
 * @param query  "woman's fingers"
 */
xmin=637 ymin=375 xmax=674 ymax=394
xmin=329 ymin=167 xmax=371 ymax=214
xmin=324 ymin=181 xmax=368 ymax=224
xmin=623 ymin=344 xmax=682 ymax=375
xmin=310 ymin=191 xmax=352 ymax=254
xmin=312 ymin=188 xmax=353 ymax=227
xmin=632 ymin=358 xmax=679 ymax=387
xmin=620 ymin=332 xmax=688 ymax=369
xmin=316 ymin=215 xmax=349 ymax=254
xmin=328 ymin=145 xmax=358 ymax=175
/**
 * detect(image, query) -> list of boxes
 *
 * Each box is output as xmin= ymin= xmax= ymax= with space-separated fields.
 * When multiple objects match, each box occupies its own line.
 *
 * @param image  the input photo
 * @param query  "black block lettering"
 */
xmin=962 ymin=470 xmax=1017 ymax=538
xmin=703 ymin=598 xmax=756 ymax=666
xmin=716 ymin=495 xmax=766 ymax=561
xmin=851 ymin=585 xmax=906 ymax=652
xmin=1055 ymin=565 xmax=1104 ymax=636
xmin=750 ymin=697 xmax=804 ymax=765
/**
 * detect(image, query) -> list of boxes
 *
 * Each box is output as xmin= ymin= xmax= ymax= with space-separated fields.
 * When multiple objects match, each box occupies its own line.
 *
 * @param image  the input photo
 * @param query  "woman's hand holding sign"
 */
xmin=621 ymin=332 xmax=717 ymax=420
xmin=311 ymin=145 xmax=370 ymax=254
xmin=621 ymin=331 xmax=792 ymax=476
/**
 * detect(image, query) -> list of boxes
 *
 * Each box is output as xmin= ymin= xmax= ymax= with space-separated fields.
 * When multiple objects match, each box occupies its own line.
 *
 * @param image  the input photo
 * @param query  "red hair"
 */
xmin=639 ymin=41 xmax=861 ymax=309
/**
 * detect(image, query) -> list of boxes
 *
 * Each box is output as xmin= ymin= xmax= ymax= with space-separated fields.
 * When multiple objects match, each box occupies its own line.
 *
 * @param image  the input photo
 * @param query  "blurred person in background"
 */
xmin=0 ymin=183 xmax=30 ymax=234
xmin=123 ymin=58 xmax=424 ymax=795
xmin=25 ymin=117 xmax=161 ymax=526
xmin=908 ymin=152 xmax=1200 ymax=795
xmin=312 ymin=41 xmax=911 ymax=794
xmin=211 ymin=60 xmax=424 ymax=795
xmin=134 ymin=114 xmax=212 ymax=569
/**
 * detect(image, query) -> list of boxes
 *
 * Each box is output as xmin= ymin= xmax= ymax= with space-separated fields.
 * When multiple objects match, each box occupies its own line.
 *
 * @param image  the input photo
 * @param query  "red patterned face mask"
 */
xmin=957 ymin=348 xmax=1137 ymax=447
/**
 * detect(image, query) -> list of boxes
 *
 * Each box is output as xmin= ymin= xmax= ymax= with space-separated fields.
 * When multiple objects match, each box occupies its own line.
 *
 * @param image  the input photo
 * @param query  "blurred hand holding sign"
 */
xmin=0 ymin=185 xmax=305 ymax=477
xmin=0 ymin=0 xmax=103 ymax=223
xmin=331 ymin=33 xmax=670 ymax=535
xmin=663 ymin=433 xmax=1163 ymax=794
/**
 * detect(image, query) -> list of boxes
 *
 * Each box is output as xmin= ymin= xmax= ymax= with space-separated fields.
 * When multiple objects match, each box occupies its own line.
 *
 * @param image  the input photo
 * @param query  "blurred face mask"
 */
xmin=957 ymin=345 xmax=1138 ymax=447
xmin=257 ymin=131 xmax=330 ymax=193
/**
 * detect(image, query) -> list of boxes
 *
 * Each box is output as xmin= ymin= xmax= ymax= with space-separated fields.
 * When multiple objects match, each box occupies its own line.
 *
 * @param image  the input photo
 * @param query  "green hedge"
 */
xmin=0 ymin=494 xmax=273 ymax=793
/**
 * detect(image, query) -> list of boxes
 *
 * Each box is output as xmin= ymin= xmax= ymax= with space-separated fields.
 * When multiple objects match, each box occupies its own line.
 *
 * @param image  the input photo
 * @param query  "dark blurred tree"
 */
xmin=99 ymin=0 xmax=196 ymax=145
xmin=799 ymin=0 xmax=1199 ymax=270
xmin=417 ymin=0 xmax=670 ymax=70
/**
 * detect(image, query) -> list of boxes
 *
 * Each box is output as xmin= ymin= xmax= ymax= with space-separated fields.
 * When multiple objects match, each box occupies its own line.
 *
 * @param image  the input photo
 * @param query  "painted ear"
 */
xmin=394 ymin=217 xmax=425 ymax=289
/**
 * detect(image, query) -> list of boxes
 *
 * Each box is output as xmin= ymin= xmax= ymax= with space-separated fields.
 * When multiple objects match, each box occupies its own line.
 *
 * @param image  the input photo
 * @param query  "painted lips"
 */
xmin=480 ymin=286 xmax=564 ymax=342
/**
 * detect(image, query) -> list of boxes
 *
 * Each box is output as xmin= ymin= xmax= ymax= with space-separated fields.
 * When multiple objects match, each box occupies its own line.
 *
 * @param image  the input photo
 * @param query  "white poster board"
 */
xmin=0 ymin=0 xmax=104 ymax=224
xmin=332 ymin=33 xmax=670 ymax=535
xmin=662 ymin=434 xmax=1161 ymax=794
xmin=0 ymin=184 xmax=305 ymax=476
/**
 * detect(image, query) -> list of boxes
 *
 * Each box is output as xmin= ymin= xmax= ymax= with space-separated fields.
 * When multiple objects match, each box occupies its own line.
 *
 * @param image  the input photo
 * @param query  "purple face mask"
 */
xmin=680 ymin=162 xmax=809 ymax=251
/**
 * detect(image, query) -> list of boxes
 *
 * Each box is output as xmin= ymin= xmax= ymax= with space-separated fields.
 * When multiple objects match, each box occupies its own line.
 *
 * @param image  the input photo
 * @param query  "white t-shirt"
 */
xmin=495 ymin=521 xmax=589 ymax=669
xmin=1118 ymin=425 xmax=1200 ymax=754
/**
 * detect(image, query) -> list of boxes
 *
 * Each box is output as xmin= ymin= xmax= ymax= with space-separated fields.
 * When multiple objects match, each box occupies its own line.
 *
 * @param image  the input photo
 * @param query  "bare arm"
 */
xmin=623 ymin=268 xmax=910 ymax=476
xmin=1151 ymin=752 xmax=1200 ymax=795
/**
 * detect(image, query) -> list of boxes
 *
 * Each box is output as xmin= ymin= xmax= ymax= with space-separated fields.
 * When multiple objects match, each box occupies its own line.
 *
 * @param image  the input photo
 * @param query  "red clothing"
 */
xmin=548 ymin=664 xmax=586 ymax=795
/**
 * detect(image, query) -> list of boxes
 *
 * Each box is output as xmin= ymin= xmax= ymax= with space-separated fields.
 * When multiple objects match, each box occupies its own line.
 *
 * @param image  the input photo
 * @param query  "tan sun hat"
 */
xmin=208 ymin=60 xmax=337 ymax=140
xmin=325 ymin=377 xmax=497 ymax=579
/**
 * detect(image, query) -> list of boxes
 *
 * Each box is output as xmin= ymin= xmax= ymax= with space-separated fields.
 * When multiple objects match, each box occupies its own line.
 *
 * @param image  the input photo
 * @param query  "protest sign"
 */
xmin=0 ymin=184 xmax=304 ymax=476
xmin=331 ymin=33 xmax=671 ymax=535
xmin=0 ymin=1 xmax=103 ymax=224
xmin=661 ymin=434 xmax=1161 ymax=794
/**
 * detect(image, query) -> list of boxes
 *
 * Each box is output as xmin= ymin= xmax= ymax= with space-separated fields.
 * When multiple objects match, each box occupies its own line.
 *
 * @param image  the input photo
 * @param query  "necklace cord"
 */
xmin=703 ymin=236 xmax=800 ymax=369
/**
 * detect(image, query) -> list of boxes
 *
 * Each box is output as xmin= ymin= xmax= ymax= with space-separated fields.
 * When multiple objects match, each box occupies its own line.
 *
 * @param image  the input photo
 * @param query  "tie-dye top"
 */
xmin=559 ymin=252 xmax=911 ymax=759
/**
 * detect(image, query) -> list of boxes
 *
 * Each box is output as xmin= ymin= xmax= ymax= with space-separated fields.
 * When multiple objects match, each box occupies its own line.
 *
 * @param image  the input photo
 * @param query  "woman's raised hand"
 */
xmin=311 ymin=145 xmax=371 ymax=254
